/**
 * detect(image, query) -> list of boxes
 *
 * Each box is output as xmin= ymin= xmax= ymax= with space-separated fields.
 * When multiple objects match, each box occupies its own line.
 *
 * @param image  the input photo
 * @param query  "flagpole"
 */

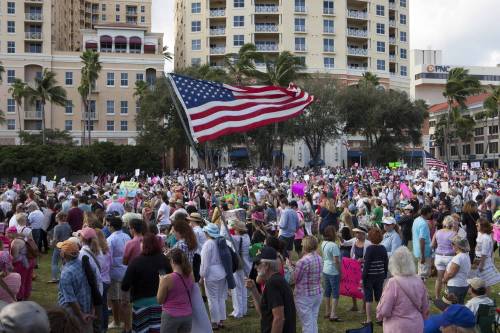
xmin=165 ymin=74 xmax=240 ymax=259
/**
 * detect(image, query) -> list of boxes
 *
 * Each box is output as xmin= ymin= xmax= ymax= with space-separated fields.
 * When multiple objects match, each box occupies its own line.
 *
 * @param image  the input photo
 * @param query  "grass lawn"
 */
xmin=31 ymin=250 xmax=500 ymax=333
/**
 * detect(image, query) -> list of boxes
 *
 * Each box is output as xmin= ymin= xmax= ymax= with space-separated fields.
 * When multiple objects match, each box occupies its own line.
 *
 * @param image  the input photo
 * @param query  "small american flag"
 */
xmin=168 ymin=74 xmax=314 ymax=143
xmin=424 ymin=156 xmax=448 ymax=170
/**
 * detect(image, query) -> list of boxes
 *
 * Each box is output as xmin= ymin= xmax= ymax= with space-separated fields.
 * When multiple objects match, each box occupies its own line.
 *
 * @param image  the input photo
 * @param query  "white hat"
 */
xmin=467 ymin=277 xmax=486 ymax=290
xmin=383 ymin=216 xmax=397 ymax=225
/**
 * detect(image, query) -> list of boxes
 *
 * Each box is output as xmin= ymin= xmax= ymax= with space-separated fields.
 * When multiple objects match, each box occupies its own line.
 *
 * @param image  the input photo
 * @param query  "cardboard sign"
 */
xmin=440 ymin=181 xmax=449 ymax=194
xmin=223 ymin=208 xmax=246 ymax=222
xmin=340 ymin=258 xmax=363 ymax=299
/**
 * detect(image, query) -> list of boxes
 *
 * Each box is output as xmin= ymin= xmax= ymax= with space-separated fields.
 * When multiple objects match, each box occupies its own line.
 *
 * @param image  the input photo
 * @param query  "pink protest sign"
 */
xmin=400 ymin=182 xmax=412 ymax=199
xmin=340 ymin=258 xmax=363 ymax=299
xmin=292 ymin=183 xmax=306 ymax=197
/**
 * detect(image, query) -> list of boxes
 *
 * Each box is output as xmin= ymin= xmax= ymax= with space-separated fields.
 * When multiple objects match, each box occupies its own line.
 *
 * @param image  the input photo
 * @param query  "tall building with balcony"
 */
xmin=175 ymin=0 xmax=410 ymax=92
xmin=0 ymin=0 xmax=163 ymax=145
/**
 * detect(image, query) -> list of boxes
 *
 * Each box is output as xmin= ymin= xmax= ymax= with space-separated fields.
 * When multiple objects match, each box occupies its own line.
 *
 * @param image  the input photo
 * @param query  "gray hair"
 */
xmin=388 ymin=246 xmax=416 ymax=277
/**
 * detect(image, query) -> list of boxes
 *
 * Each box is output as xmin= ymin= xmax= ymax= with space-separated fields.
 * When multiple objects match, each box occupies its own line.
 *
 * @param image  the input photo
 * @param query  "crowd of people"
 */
xmin=0 ymin=165 xmax=498 ymax=333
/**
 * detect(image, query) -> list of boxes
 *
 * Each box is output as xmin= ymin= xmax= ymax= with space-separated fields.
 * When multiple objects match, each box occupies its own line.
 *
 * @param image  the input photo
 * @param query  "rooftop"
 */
xmin=428 ymin=93 xmax=490 ymax=113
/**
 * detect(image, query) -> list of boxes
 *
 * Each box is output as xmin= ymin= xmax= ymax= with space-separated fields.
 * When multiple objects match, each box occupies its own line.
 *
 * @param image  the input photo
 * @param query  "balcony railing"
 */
xmin=126 ymin=10 xmax=138 ymax=16
xmin=324 ymin=47 xmax=335 ymax=52
xmin=389 ymin=54 xmax=396 ymax=61
xmin=324 ymin=27 xmax=335 ymax=33
xmin=256 ymin=44 xmax=278 ymax=51
xmin=295 ymin=25 xmax=306 ymax=32
xmin=389 ymin=2 xmax=396 ymax=10
xmin=210 ymin=28 xmax=226 ymax=35
xmin=84 ymin=112 xmax=98 ymax=120
xmin=347 ymin=48 xmax=368 ymax=56
xmin=348 ymin=66 xmax=368 ymax=72
xmin=256 ymin=24 xmax=278 ymax=32
xmin=389 ymin=20 xmax=396 ymax=27
xmin=210 ymin=47 xmax=226 ymax=54
xmin=25 ymin=32 xmax=42 ymax=39
xmin=323 ymin=7 xmax=334 ymax=15
xmin=209 ymin=9 xmax=225 ymax=17
xmin=25 ymin=0 xmax=43 ymax=2
xmin=25 ymin=13 xmax=43 ymax=21
xmin=25 ymin=111 xmax=43 ymax=119
xmin=255 ymin=5 xmax=278 ymax=13
xmin=347 ymin=29 xmax=368 ymax=37
xmin=294 ymin=5 xmax=306 ymax=13
xmin=347 ymin=10 xmax=368 ymax=19
xmin=389 ymin=37 xmax=396 ymax=44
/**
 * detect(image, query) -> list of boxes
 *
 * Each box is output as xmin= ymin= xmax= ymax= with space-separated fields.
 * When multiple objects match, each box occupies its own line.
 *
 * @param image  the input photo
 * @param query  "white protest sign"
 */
xmin=304 ymin=175 xmax=310 ymax=181
xmin=135 ymin=169 xmax=140 ymax=177
xmin=40 ymin=176 xmax=46 ymax=184
xmin=425 ymin=181 xmax=434 ymax=194
xmin=440 ymin=181 xmax=449 ymax=194
xmin=112 ymin=176 xmax=118 ymax=184
xmin=461 ymin=163 xmax=468 ymax=170
xmin=61 ymin=178 xmax=67 ymax=184
xmin=46 ymin=181 xmax=55 ymax=191
xmin=471 ymin=161 xmax=481 ymax=169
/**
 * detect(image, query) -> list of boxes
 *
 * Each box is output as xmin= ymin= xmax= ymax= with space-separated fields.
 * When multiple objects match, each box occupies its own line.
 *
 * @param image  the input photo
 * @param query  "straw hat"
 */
xmin=186 ymin=212 xmax=203 ymax=224
xmin=452 ymin=236 xmax=470 ymax=252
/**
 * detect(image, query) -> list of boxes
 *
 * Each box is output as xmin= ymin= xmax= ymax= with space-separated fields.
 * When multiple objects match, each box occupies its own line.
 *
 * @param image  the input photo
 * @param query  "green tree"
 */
xmin=134 ymin=80 xmax=149 ymax=101
xmin=163 ymin=46 xmax=173 ymax=62
xmin=483 ymin=85 xmax=500 ymax=150
xmin=25 ymin=69 xmax=67 ymax=145
xmin=8 ymin=79 xmax=27 ymax=143
xmin=19 ymin=129 xmax=73 ymax=145
xmin=79 ymin=50 xmax=102 ymax=145
xmin=359 ymin=71 xmax=381 ymax=87
xmin=224 ymin=43 xmax=260 ymax=85
xmin=0 ymin=61 xmax=4 ymax=82
xmin=177 ymin=64 xmax=229 ymax=82
xmin=443 ymin=68 xmax=481 ymax=165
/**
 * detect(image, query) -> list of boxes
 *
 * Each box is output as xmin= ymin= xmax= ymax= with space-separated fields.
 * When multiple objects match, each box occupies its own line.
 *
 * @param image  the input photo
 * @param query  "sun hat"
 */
xmin=0 ymin=301 xmax=50 ymax=333
xmin=403 ymin=204 xmax=413 ymax=211
xmin=79 ymin=227 xmax=97 ymax=240
xmin=175 ymin=199 xmax=184 ymax=206
xmin=451 ymin=236 xmax=470 ymax=252
xmin=56 ymin=239 xmax=80 ymax=256
xmin=203 ymin=223 xmax=220 ymax=238
xmin=186 ymin=212 xmax=203 ymax=223
xmin=352 ymin=226 xmax=368 ymax=234
xmin=467 ymin=277 xmax=486 ymax=290
xmin=382 ymin=217 xmax=397 ymax=225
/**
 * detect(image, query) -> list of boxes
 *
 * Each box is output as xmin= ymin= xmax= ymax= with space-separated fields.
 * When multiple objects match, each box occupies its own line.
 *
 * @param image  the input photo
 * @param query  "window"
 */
xmin=234 ymin=0 xmax=244 ymax=8
xmin=7 ymin=2 xmax=15 ymax=14
xmin=120 ymin=120 xmax=128 ymax=131
xmin=7 ymin=70 xmax=15 ymax=84
xmin=116 ymin=15 xmax=120 ymax=22
xmin=489 ymin=142 xmax=498 ymax=154
xmin=377 ymin=59 xmax=385 ymax=71
xmin=400 ymin=31 xmax=407 ymax=42
xmin=234 ymin=35 xmax=244 ymax=46
xmin=107 ymin=120 xmax=115 ymax=131
xmin=400 ymin=0 xmax=407 ymax=7
xmin=65 ymin=72 xmax=73 ymax=85
xmin=489 ymin=125 xmax=498 ymax=134
xmin=295 ymin=18 xmax=305 ymax=32
xmin=141 ymin=16 xmax=145 ymax=23
xmin=101 ymin=4 xmax=106 ymax=11
xmin=120 ymin=101 xmax=128 ymax=114
xmin=376 ymin=5 xmax=384 ymax=16
xmin=120 ymin=73 xmax=128 ymax=87
xmin=295 ymin=37 xmax=306 ymax=51
xmin=324 ymin=57 xmax=334 ymax=69
xmin=191 ymin=21 xmax=201 ymax=32
xmin=234 ymin=16 xmax=244 ymax=27
xmin=7 ymin=120 xmax=15 ymax=130
xmin=323 ymin=1 xmax=334 ymax=14
xmin=136 ymin=100 xmax=141 ymax=113
xmin=84 ymin=121 xmax=94 ymax=131
xmin=7 ymin=99 xmax=15 ymax=113
xmin=323 ymin=19 xmax=334 ymax=33
xmin=191 ymin=58 xmax=201 ymax=66
xmin=7 ymin=41 xmax=15 ymax=54
xmin=192 ymin=39 xmax=201 ymax=50
xmin=475 ymin=143 xmax=484 ymax=155
xmin=7 ymin=21 xmax=15 ymax=33
xmin=400 ymin=65 xmax=407 ymax=76
xmin=400 ymin=48 xmax=407 ymax=59
xmin=296 ymin=56 xmax=306 ymax=66
xmin=141 ymin=5 xmax=145 ymax=13
xmin=107 ymin=72 xmax=115 ymax=86
xmin=376 ymin=41 xmax=385 ymax=52
xmin=323 ymin=38 xmax=334 ymax=52
xmin=65 ymin=100 xmax=73 ymax=114
xmin=106 ymin=100 xmax=115 ymax=114
xmin=64 ymin=120 xmax=72 ymax=131
xmin=376 ymin=23 xmax=385 ymax=35
xmin=295 ymin=0 xmax=305 ymax=12
xmin=136 ymin=73 xmax=144 ymax=82
xmin=26 ymin=42 xmax=42 ymax=53
xmin=116 ymin=4 xmax=120 ymax=11
xmin=475 ymin=127 xmax=484 ymax=136
xmin=102 ymin=14 xmax=106 ymax=21
xmin=192 ymin=3 xmax=201 ymax=13
xmin=462 ymin=144 xmax=471 ymax=156
xmin=450 ymin=146 xmax=458 ymax=156
xmin=400 ymin=14 xmax=407 ymax=24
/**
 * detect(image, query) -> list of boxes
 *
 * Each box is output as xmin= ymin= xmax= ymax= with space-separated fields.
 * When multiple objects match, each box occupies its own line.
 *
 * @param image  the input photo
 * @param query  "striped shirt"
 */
xmin=293 ymin=252 xmax=322 ymax=296
xmin=362 ymin=245 xmax=388 ymax=280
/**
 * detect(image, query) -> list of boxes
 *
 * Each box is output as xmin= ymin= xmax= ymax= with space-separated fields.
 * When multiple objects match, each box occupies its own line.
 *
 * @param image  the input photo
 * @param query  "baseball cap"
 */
xmin=253 ymin=246 xmax=278 ymax=263
xmin=383 ymin=217 xmax=397 ymax=225
xmin=0 ymin=301 xmax=50 ymax=333
xmin=79 ymin=227 xmax=97 ymax=240
xmin=467 ymin=277 xmax=486 ymax=290
xmin=424 ymin=304 xmax=475 ymax=331
xmin=56 ymin=239 xmax=79 ymax=255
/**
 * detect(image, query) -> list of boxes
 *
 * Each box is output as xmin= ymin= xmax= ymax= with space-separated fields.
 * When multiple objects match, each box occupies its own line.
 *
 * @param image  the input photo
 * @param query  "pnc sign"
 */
xmin=426 ymin=65 xmax=451 ymax=73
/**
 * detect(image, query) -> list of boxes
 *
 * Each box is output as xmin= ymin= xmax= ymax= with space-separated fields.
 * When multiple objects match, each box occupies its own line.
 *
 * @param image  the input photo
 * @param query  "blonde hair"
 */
xmin=442 ymin=215 xmax=455 ymax=229
xmin=16 ymin=213 xmax=27 ymax=226
xmin=95 ymin=229 xmax=109 ymax=254
xmin=302 ymin=236 xmax=319 ymax=253
xmin=388 ymin=246 xmax=416 ymax=277
xmin=325 ymin=198 xmax=335 ymax=213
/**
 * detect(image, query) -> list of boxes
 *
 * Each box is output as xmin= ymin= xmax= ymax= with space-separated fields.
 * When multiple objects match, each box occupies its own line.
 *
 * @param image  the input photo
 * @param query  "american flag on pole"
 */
xmin=424 ymin=155 xmax=448 ymax=170
xmin=168 ymin=74 xmax=314 ymax=143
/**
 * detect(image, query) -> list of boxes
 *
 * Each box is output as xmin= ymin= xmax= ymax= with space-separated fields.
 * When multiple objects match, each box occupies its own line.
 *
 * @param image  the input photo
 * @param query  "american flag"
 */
xmin=168 ymin=74 xmax=314 ymax=143
xmin=424 ymin=156 xmax=448 ymax=170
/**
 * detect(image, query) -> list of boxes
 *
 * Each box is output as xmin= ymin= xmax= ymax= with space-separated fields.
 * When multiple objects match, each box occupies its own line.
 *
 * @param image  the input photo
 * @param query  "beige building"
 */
xmin=175 ymin=0 xmax=410 ymax=92
xmin=0 ymin=0 xmax=163 ymax=145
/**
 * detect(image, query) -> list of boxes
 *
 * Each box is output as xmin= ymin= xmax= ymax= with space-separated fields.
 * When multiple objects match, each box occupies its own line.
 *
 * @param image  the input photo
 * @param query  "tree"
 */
xmin=290 ymin=78 xmax=343 ymax=163
xmin=79 ymin=50 xmax=102 ymax=145
xmin=483 ymin=85 xmax=500 ymax=150
xmin=359 ymin=71 xmax=381 ymax=87
xmin=163 ymin=46 xmax=173 ymax=62
xmin=25 ymin=69 xmax=67 ymax=145
xmin=0 ymin=61 xmax=4 ymax=83
xmin=224 ymin=43 xmax=260 ymax=85
xmin=443 ymin=68 xmax=481 ymax=165
xmin=133 ymin=80 xmax=149 ymax=101
xmin=177 ymin=64 xmax=229 ymax=82
xmin=19 ymin=129 xmax=73 ymax=145
xmin=8 ymin=79 xmax=27 ymax=143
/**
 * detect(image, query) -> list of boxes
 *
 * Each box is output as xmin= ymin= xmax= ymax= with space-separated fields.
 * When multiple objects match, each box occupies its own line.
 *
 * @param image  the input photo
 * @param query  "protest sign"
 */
xmin=40 ymin=176 xmax=46 ymax=184
xmin=112 ymin=176 xmax=118 ymax=184
xmin=400 ymin=183 xmax=412 ymax=199
xmin=340 ymin=258 xmax=363 ymax=299
xmin=471 ymin=161 xmax=481 ymax=169
xmin=292 ymin=183 xmax=307 ymax=197
xmin=118 ymin=181 xmax=139 ymax=198
xmin=425 ymin=181 xmax=434 ymax=194
xmin=440 ymin=181 xmax=449 ymax=194
xmin=461 ymin=163 xmax=468 ymax=170
xmin=31 ymin=177 xmax=38 ymax=185
xmin=135 ymin=169 xmax=140 ymax=177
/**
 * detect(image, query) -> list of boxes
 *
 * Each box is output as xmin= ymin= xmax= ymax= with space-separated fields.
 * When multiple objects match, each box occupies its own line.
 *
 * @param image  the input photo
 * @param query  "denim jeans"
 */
xmin=51 ymin=248 xmax=61 ymax=280
xmin=447 ymin=285 xmax=469 ymax=304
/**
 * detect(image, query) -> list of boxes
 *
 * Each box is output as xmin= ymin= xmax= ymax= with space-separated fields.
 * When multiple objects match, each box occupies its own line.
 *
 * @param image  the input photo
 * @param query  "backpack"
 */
xmin=229 ymin=246 xmax=241 ymax=273
xmin=19 ymin=228 xmax=39 ymax=259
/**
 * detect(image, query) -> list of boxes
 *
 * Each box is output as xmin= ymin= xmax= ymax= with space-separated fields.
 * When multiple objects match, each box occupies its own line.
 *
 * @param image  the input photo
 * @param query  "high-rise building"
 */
xmin=0 ymin=0 xmax=163 ymax=145
xmin=175 ymin=0 xmax=410 ymax=92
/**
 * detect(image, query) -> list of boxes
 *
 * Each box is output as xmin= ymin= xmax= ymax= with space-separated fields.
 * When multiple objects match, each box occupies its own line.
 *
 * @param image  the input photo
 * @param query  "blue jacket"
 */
xmin=216 ymin=237 xmax=236 ymax=289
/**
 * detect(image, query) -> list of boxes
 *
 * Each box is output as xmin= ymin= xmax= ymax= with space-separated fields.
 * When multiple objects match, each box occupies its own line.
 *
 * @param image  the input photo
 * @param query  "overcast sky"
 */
xmin=151 ymin=0 xmax=500 ymax=71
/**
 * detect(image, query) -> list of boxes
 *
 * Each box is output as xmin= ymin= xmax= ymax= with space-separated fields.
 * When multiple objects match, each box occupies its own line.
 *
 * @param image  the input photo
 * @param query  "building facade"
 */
xmin=0 ymin=0 xmax=163 ymax=145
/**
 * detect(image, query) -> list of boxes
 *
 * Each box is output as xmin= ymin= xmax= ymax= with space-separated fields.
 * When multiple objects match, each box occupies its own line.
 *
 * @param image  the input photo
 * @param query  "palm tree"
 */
xmin=443 ymin=67 xmax=481 ymax=165
xmin=360 ymin=72 xmax=380 ymax=86
xmin=224 ymin=43 xmax=260 ymax=85
xmin=133 ymin=80 xmax=149 ymax=101
xmin=163 ymin=46 xmax=173 ymax=62
xmin=8 ymin=79 xmax=27 ymax=143
xmin=25 ymin=69 xmax=67 ymax=145
xmin=80 ymin=50 xmax=102 ymax=145
xmin=483 ymin=85 xmax=500 ymax=150
xmin=0 ymin=61 xmax=4 ymax=83
xmin=452 ymin=109 xmax=475 ymax=162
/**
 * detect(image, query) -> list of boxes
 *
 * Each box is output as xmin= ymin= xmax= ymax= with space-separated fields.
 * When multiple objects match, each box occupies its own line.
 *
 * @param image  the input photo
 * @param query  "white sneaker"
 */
xmin=108 ymin=321 xmax=122 ymax=329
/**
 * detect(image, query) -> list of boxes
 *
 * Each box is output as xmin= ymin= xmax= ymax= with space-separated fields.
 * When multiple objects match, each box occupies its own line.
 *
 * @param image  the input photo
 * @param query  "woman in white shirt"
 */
xmin=443 ymin=236 xmax=471 ymax=304
xmin=474 ymin=218 xmax=500 ymax=290
xmin=229 ymin=220 xmax=251 ymax=319
xmin=200 ymin=223 xmax=227 ymax=330
xmin=187 ymin=213 xmax=207 ymax=254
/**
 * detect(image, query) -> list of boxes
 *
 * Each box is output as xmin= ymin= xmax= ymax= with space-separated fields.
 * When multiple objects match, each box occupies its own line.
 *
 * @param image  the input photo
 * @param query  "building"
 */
xmin=411 ymin=49 xmax=500 ymax=167
xmin=176 ymin=0 xmax=412 ymax=167
xmin=0 ymin=0 xmax=163 ymax=145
